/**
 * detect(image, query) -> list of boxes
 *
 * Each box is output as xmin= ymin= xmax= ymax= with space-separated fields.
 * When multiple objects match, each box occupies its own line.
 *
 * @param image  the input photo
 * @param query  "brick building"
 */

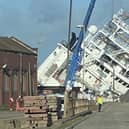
xmin=0 ymin=36 xmax=38 ymax=105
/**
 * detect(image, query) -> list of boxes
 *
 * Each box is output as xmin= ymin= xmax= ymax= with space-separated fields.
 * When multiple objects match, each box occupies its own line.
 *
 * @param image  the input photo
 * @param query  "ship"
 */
xmin=38 ymin=9 xmax=129 ymax=101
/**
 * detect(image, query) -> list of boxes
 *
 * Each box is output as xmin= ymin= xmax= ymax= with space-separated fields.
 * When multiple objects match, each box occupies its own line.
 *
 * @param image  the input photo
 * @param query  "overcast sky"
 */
xmin=0 ymin=0 xmax=129 ymax=65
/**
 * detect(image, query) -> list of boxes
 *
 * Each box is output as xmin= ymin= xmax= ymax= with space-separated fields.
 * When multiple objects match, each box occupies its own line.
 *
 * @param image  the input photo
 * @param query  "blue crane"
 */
xmin=65 ymin=0 xmax=96 ymax=91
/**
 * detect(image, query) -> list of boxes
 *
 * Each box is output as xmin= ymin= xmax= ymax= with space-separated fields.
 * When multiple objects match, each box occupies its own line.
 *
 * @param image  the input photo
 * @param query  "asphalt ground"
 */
xmin=0 ymin=111 xmax=24 ymax=119
xmin=72 ymin=103 xmax=129 ymax=129
xmin=1 ymin=103 xmax=129 ymax=129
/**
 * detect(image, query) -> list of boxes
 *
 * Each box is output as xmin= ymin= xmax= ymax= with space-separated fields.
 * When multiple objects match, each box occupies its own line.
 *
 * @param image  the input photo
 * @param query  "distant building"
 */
xmin=0 ymin=36 xmax=38 ymax=105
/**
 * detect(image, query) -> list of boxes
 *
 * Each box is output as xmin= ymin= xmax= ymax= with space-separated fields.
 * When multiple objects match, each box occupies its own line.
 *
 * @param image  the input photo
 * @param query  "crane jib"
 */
xmin=83 ymin=0 xmax=96 ymax=31
xmin=65 ymin=0 xmax=96 ymax=90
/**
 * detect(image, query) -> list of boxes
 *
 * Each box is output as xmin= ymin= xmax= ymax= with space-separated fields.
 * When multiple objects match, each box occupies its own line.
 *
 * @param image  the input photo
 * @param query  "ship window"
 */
xmin=58 ymin=45 xmax=61 ymax=49
xmin=45 ymin=64 xmax=57 ymax=77
xmin=53 ymin=51 xmax=57 ymax=56
xmin=89 ymin=76 xmax=91 ymax=78
xmin=106 ymin=21 xmax=117 ymax=33
xmin=114 ymin=77 xmax=119 ymax=80
xmin=95 ymin=61 xmax=100 ymax=66
xmin=85 ymin=70 xmax=87 ymax=72
xmin=101 ymin=54 xmax=111 ymax=63
xmin=104 ymin=69 xmax=110 ymax=73
xmin=85 ymin=54 xmax=88 ymax=57
xmin=114 ymin=29 xmax=129 ymax=48
xmin=117 ymin=29 xmax=129 ymax=41
xmin=123 ymin=82 xmax=127 ymax=86
xmin=100 ymin=65 xmax=104 ymax=70
xmin=126 ymin=71 xmax=129 ymax=76
xmin=118 ymin=79 xmax=123 ymax=83
xmin=126 ymin=85 xmax=129 ymax=88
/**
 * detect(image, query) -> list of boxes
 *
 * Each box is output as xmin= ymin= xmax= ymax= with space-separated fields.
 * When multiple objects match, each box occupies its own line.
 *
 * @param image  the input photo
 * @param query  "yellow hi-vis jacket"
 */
xmin=97 ymin=97 xmax=103 ymax=104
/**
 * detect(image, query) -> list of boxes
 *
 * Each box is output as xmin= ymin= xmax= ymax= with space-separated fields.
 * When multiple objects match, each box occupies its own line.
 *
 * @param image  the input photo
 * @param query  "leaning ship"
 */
xmin=38 ymin=9 xmax=129 ymax=101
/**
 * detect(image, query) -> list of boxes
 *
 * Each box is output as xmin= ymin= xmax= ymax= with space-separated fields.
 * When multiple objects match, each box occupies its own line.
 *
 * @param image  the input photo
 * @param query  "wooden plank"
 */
xmin=24 ymin=107 xmax=48 ymax=113
xmin=25 ymin=116 xmax=48 ymax=121
xmin=47 ymin=99 xmax=57 ymax=103
xmin=23 ymin=96 xmax=46 ymax=101
xmin=24 ymin=99 xmax=47 ymax=107
xmin=25 ymin=113 xmax=48 ymax=117
xmin=25 ymin=112 xmax=59 ymax=122
xmin=46 ymin=96 xmax=57 ymax=100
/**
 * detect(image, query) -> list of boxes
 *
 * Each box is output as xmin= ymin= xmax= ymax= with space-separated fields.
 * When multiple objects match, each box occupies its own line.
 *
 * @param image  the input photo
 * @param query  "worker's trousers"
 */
xmin=98 ymin=104 xmax=102 ymax=112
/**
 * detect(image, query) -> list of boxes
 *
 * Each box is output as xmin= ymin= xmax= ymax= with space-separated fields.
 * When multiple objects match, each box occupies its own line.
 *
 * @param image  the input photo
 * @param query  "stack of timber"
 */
xmin=88 ymin=100 xmax=97 ymax=111
xmin=23 ymin=95 xmax=62 ymax=128
xmin=24 ymin=96 xmax=48 ymax=128
xmin=47 ymin=95 xmax=62 ymax=123
xmin=74 ymin=99 xmax=89 ymax=114
xmin=67 ymin=98 xmax=92 ymax=117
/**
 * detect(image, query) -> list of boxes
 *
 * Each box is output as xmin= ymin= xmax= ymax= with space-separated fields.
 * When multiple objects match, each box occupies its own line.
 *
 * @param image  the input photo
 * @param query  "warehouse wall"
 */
xmin=0 ymin=51 xmax=37 ymax=105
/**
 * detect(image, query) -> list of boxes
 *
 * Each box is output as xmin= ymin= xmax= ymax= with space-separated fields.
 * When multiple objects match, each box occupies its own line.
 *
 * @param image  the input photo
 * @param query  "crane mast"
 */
xmin=65 ymin=0 xmax=96 ymax=90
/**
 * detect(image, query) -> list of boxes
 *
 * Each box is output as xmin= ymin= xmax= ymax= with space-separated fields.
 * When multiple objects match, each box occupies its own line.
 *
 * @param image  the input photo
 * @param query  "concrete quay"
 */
xmin=73 ymin=103 xmax=129 ymax=129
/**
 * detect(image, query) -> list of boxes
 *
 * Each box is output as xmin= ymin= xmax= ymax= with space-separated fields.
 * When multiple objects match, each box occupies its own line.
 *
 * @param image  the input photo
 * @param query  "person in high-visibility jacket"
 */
xmin=96 ymin=95 xmax=103 ymax=112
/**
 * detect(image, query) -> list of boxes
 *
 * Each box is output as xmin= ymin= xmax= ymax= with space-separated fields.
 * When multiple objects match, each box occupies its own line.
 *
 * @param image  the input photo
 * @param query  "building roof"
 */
xmin=0 ymin=36 xmax=37 ymax=55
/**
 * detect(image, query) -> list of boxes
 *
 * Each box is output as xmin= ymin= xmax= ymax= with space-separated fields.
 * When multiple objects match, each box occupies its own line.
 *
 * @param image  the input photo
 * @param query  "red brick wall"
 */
xmin=0 ymin=51 xmax=37 ymax=105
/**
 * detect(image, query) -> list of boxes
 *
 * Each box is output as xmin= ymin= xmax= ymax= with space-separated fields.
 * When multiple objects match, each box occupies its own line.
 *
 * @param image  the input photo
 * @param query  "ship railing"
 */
xmin=82 ymin=66 xmax=124 ymax=95
xmin=78 ymin=59 xmax=128 ymax=95
xmin=109 ymin=35 xmax=129 ymax=54
xmin=76 ymin=76 xmax=99 ymax=91
xmin=113 ymin=15 xmax=129 ymax=34
xmin=109 ymin=49 xmax=124 ymax=56
xmin=114 ymin=31 xmax=129 ymax=46
xmin=104 ymin=52 xmax=127 ymax=71
xmin=116 ymin=9 xmax=129 ymax=21
xmin=113 ymin=36 xmax=129 ymax=51
xmin=102 ymin=21 xmax=117 ymax=36
xmin=83 ymin=45 xmax=128 ymax=81
xmin=97 ymin=59 xmax=129 ymax=84
xmin=101 ymin=28 xmax=110 ymax=36
xmin=83 ymin=65 xmax=108 ymax=86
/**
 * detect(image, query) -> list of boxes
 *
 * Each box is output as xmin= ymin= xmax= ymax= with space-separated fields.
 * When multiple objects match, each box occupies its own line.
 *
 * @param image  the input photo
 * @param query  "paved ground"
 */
xmin=73 ymin=103 xmax=129 ymax=129
xmin=1 ymin=103 xmax=129 ymax=129
xmin=0 ymin=111 xmax=24 ymax=119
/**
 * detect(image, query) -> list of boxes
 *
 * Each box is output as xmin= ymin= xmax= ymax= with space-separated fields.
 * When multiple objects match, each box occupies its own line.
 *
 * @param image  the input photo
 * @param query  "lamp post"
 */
xmin=0 ymin=64 xmax=8 ymax=105
xmin=19 ymin=53 xmax=23 ymax=97
xmin=64 ymin=0 xmax=72 ymax=118
xmin=112 ymin=66 xmax=115 ymax=103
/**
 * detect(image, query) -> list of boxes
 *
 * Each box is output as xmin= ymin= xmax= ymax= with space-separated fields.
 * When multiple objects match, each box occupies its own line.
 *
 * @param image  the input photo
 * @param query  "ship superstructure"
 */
xmin=38 ymin=9 xmax=129 ymax=100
